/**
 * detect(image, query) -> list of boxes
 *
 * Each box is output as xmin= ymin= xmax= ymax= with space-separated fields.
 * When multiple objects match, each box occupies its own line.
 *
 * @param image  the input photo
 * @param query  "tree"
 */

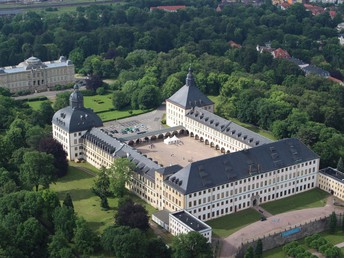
xmin=172 ymin=231 xmax=212 ymax=258
xmin=39 ymin=137 xmax=68 ymax=178
xmin=73 ymin=218 xmax=100 ymax=255
xmin=147 ymin=238 xmax=171 ymax=258
xmin=48 ymin=231 xmax=74 ymax=258
xmin=20 ymin=151 xmax=56 ymax=191
xmin=63 ymin=193 xmax=74 ymax=211
xmin=15 ymin=217 xmax=49 ymax=258
xmin=329 ymin=212 xmax=337 ymax=234
xmin=85 ymin=74 xmax=102 ymax=92
xmin=39 ymin=101 xmax=54 ymax=125
xmin=138 ymin=85 xmax=161 ymax=109
xmin=92 ymin=166 xmax=111 ymax=197
xmin=255 ymin=239 xmax=263 ymax=258
xmin=115 ymin=198 xmax=149 ymax=231
xmin=54 ymin=92 xmax=70 ymax=111
xmin=244 ymin=246 xmax=254 ymax=258
xmin=337 ymin=157 xmax=344 ymax=173
xmin=108 ymin=158 xmax=135 ymax=197
xmin=53 ymin=206 xmax=76 ymax=241
xmin=112 ymin=90 xmax=129 ymax=110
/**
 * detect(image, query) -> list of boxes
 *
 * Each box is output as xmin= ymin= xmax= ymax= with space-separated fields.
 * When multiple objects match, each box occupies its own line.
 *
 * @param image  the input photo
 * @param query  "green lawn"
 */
xmin=51 ymin=163 xmax=157 ymax=234
xmin=207 ymin=208 xmax=261 ymax=238
xmin=263 ymin=246 xmax=285 ymax=258
xmin=84 ymin=94 xmax=114 ymax=113
xmin=97 ymin=109 xmax=152 ymax=122
xmin=261 ymin=188 xmax=329 ymax=215
xmin=26 ymin=100 xmax=47 ymax=110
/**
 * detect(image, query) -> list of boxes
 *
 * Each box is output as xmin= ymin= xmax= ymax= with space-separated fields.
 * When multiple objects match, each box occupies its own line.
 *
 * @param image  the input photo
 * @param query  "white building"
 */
xmin=52 ymin=85 xmax=103 ymax=160
xmin=52 ymin=69 xmax=320 ymax=224
xmin=318 ymin=167 xmax=344 ymax=201
xmin=169 ymin=210 xmax=212 ymax=243
xmin=166 ymin=68 xmax=214 ymax=127
xmin=0 ymin=56 xmax=74 ymax=93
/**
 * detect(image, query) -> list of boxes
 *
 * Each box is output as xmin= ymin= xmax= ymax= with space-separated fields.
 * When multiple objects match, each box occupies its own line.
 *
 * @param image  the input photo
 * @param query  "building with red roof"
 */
xmin=150 ymin=5 xmax=186 ymax=12
xmin=304 ymin=4 xmax=325 ymax=16
xmin=272 ymin=48 xmax=291 ymax=59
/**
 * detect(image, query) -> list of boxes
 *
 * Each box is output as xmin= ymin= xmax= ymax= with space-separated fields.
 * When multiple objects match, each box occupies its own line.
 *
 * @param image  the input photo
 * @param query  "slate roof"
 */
xmin=319 ymin=167 xmax=344 ymax=183
xmin=167 ymin=68 xmax=214 ymax=109
xmin=52 ymin=86 xmax=103 ymax=133
xmin=2 ymin=56 xmax=73 ymax=74
xmin=156 ymin=165 xmax=183 ymax=176
xmin=301 ymin=65 xmax=330 ymax=78
xmin=171 ymin=210 xmax=211 ymax=232
xmin=83 ymin=127 xmax=161 ymax=182
xmin=186 ymin=107 xmax=272 ymax=147
xmin=165 ymin=138 xmax=319 ymax=194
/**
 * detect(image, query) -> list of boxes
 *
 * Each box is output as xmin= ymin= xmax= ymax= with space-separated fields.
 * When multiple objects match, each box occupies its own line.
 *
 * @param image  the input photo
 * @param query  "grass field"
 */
xmin=84 ymin=94 xmax=114 ymax=113
xmin=26 ymin=100 xmax=49 ymax=110
xmin=207 ymin=208 xmax=261 ymax=238
xmin=51 ymin=162 xmax=157 ymax=234
xmin=261 ymin=188 xmax=329 ymax=215
xmin=208 ymin=95 xmax=276 ymax=141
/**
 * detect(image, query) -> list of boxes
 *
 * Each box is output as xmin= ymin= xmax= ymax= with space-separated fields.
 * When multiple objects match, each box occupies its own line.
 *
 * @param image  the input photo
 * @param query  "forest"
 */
xmin=2 ymin=0 xmax=342 ymax=166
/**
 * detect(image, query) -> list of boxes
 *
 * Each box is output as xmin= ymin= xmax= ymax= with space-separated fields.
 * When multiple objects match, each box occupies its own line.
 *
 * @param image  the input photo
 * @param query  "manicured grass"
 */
xmin=261 ymin=188 xmax=329 ymax=215
xmin=84 ymin=94 xmax=114 ymax=113
xmin=26 ymin=100 xmax=47 ymax=110
xmin=320 ymin=230 xmax=344 ymax=245
xmin=208 ymin=95 xmax=276 ymax=141
xmin=207 ymin=208 xmax=261 ymax=238
xmin=51 ymin=163 xmax=157 ymax=234
xmin=97 ymin=108 xmax=152 ymax=122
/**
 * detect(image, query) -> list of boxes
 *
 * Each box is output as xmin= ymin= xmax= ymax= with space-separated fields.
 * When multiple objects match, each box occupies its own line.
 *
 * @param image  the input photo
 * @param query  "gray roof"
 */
xmin=186 ymin=107 xmax=272 ymax=147
xmin=287 ymin=57 xmax=306 ymax=66
xmin=83 ymin=127 xmax=161 ymax=182
xmin=167 ymin=68 xmax=213 ymax=109
xmin=165 ymin=138 xmax=319 ymax=194
xmin=118 ymin=125 xmax=185 ymax=142
xmin=156 ymin=164 xmax=183 ymax=176
xmin=2 ymin=56 xmax=73 ymax=74
xmin=52 ymin=87 xmax=103 ymax=133
xmin=152 ymin=210 xmax=170 ymax=225
xmin=319 ymin=167 xmax=344 ymax=183
xmin=171 ymin=210 xmax=210 ymax=232
xmin=301 ymin=65 xmax=330 ymax=78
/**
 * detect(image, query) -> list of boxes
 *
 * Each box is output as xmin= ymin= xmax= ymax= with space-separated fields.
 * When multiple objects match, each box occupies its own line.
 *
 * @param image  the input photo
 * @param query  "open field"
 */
xmin=208 ymin=95 xmax=276 ymax=141
xmin=260 ymin=188 xmax=329 ymax=215
xmin=26 ymin=100 xmax=49 ymax=110
xmin=51 ymin=162 xmax=157 ymax=234
xmin=135 ymin=136 xmax=221 ymax=167
xmin=84 ymin=94 xmax=113 ymax=113
xmin=207 ymin=208 xmax=261 ymax=238
xmin=97 ymin=109 xmax=151 ymax=122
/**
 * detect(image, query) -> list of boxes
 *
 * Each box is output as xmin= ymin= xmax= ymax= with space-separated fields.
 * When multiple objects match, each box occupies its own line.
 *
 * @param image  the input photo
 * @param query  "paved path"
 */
xmin=220 ymin=196 xmax=344 ymax=258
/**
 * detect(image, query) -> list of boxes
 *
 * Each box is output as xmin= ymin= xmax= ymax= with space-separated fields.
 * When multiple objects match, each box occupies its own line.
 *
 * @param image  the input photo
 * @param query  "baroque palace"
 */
xmin=52 ymin=69 xmax=341 ymax=240
xmin=0 ymin=56 xmax=74 ymax=93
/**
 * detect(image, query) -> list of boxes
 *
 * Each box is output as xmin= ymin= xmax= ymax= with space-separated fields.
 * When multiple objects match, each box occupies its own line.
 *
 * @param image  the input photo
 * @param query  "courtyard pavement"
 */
xmin=220 ymin=196 xmax=344 ymax=257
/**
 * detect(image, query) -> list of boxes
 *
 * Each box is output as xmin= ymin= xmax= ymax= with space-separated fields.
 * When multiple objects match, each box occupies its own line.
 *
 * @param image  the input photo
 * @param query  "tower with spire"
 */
xmin=52 ymin=84 xmax=103 ymax=160
xmin=166 ymin=68 xmax=214 ymax=127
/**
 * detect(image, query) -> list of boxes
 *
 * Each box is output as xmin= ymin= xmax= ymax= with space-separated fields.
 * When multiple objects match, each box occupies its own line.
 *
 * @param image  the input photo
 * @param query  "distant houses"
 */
xmin=256 ymin=44 xmax=343 ymax=84
xmin=149 ymin=5 xmax=186 ymax=12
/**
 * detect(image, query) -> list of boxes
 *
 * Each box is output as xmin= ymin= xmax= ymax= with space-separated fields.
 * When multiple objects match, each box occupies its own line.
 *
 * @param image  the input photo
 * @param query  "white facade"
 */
xmin=169 ymin=210 xmax=212 ymax=243
xmin=0 ymin=56 xmax=74 ymax=93
xmin=52 ymin=124 xmax=85 ymax=160
xmin=184 ymin=159 xmax=319 ymax=221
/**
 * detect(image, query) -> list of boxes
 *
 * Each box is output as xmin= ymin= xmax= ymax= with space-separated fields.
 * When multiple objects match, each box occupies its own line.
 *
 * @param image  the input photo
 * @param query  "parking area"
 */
xmin=135 ymin=136 xmax=221 ymax=167
xmin=102 ymin=104 xmax=166 ymax=137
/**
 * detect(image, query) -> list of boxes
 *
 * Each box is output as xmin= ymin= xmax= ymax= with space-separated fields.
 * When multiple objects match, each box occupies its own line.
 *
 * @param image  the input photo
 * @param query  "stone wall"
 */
xmin=236 ymin=213 xmax=343 ymax=258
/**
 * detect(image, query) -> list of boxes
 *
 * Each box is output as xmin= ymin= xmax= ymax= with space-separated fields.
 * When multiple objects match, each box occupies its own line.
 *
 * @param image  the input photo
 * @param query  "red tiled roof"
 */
xmin=280 ymin=2 xmax=290 ymax=9
xmin=272 ymin=48 xmax=290 ymax=59
xmin=304 ymin=4 xmax=324 ymax=15
xmin=328 ymin=76 xmax=344 ymax=85
xmin=329 ymin=10 xmax=336 ymax=19
xmin=150 ymin=5 xmax=186 ymax=12
xmin=228 ymin=40 xmax=242 ymax=48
